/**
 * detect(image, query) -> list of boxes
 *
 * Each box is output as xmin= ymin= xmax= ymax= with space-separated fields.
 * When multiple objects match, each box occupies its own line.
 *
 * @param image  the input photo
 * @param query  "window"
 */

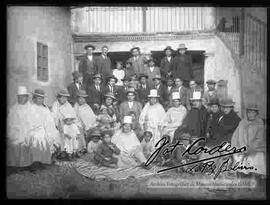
xmin=37 ymin=42 xmax=48 ymax=82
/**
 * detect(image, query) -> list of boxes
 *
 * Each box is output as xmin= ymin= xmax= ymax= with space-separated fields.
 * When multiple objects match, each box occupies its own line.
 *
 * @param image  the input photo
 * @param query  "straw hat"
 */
xmin=189 ymin=80 xmax=197 ymax=86
xmin=77 ymin=90 xmax=88 ymax=98
xmin=190 ymin=91 xmax=202 ymax=101
xmin=138 ymin=74 xmax=149 ymax=80
xmin=126 ymin=87 xmax=136 ymax=95
xmin=172 ymin=92 xmax=181 ymax=100
xmin=122 ymin=115 xmax=133 ymax=124
xmin=246 ymin=104 xmax=259 ymax=111
xmin=220 ymin=98 xmax=235 ymax=107
xmin=63 ymin=112 xmax=76 ymax=120
xmin=16 ymin=86 xmax=30 ymax=96
xmin=152 ymin=74 xmax=162 ymax=81
xmin=177 ymin=43 xmax=188 ymax=50
xmin=148 ymin=89 xmax=160 ymax=98
xmin=104 ymin=92 xmax=116 ymax=100
xmin=130 ymin=46 xmax=140 ymax=53
xmin=32 ymin=89 xmax=46 ymax=97
xmin=57 ymin=88 xmax=70 ymax=97
xmin=163 ymin=46 xmax=174 ymax=52
xmin=84 ymin=44 xmax=95 ymax=50
xmin=106 ymin=75 xmax=118 ymax=83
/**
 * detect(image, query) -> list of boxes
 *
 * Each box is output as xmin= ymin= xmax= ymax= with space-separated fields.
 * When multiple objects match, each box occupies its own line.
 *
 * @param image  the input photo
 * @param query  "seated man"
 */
xmin=111 ymin=116 xmax=151 ymax=169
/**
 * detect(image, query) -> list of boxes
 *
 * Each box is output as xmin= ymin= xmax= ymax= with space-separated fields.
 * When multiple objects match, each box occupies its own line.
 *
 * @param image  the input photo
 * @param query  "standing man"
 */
xmin=95 ymin=45 xmax=112 ymax=80
xmin=127 ymin=46 xmax=147 ymax=75
xmin=152 ymin=74 xmax=168 ymax=107
xmin=137 ymin=74 xmax=150 ymax=107
xmin=170 ymin=43 xmax=193 ymax=87
xmin=67 ymin=71 xmax=85 ymax=106
xmin=78 ymin=44 xmax=97 ymax=87
xmin=144 ymin=58 xmax=161 ymax=88
xmin=160 ymin=46 xmax=174 ymax=78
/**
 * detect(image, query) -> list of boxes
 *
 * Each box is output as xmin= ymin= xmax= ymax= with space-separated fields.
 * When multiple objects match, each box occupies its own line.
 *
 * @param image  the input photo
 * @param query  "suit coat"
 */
xmin=143 ymin=66 xmax=161 ymax=88
xmin=95 ymin=55 xmax=112 ymax=79
xmin=117 ymin=86 xmax=129 ymax=103
xmin=127 ymin=56 xmax=147 ymax=75
xmin=67 ymin=82 xmax=86 ymax=106
xmin=119 ymin=101 xmax=142 ymax=120
xmin=137 ymin=83 xmax=151 ymax=107
xmin=160 ymin=56 xmax=174 ymax=78
xmin=86 ymin=84 xmax=104 ymax=111
xmin=152 ymin=83 xmax=169 ymax=107
xmin=170 ymin=54 xmax=193 ymax=81
xmin=78 ymin=55 xmax=97 ymax=87
xmin=102 ymin=85 xmax=119 ymax=102
xmin=168 ymin=86 xmax=190 ymax=108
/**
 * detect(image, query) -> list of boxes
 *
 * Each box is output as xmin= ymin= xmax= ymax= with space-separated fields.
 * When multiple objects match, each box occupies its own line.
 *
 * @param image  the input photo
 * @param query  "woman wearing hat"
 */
xmin=67 ymin=71 xmax=86 ymax=106
xmin=231 ymin=104 xmax=266 ymax=181
xmin=111 ymin=116 xmax=150 ymax=169
xmin=160 ymin=46 xmax=174 ymax=78
xmin=144 ymin=57 xmax=160 ymax=88
xmin=119 ymin=88 xmax=142 ymax=121
xmin=170 ymin=43 xmax=193 ymax=87
xmin=74 ymin=90 xmax=98 ymax=146
xmin=101 ymin=92 xmax=121 ymax=123
xmin=127 ymin=46 xmax=147 ymax=75
xmin=139 ymin=89 xmax=166 ymax=148
xmin=78 ymin=44 xmax=97 ymax=87
xmin=161 ymin=92 xmax=187 ymax=142
xmin=7 ymin=86 xmax=33 ymax=168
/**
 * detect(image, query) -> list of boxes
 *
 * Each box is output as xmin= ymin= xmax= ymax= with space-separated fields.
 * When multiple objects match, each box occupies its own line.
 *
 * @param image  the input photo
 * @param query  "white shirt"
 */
xmin=178 ymin=86 xmax=182 ymax=93
xmin=87 ymin=55 xmax=93 ymax=61
xmin=142 ymin=84 xmax=147 ymax=89
xmin=76 ymin=83 xmax=81 ymax=90
xmin=167 ymin=56 xmax=172 ymax=62
xmin=134 ymin=56 xmax=138 ymax=61
xmin=155 ymin=84 xmax=160 ymax=90
xmin=168 ymin=86 xmax=172 ymax=92
xmin=113 ymin=69 xmax=125 ymax=86
xmin=102 ymin=54 xmax=107 ymax=59
xmin=95 ymin=85 xmax=100 ymax=92
xmin=128 ymin=101 xmax=134 ymax=108
xmin=149 ymin=66 xmax=155 ymax=72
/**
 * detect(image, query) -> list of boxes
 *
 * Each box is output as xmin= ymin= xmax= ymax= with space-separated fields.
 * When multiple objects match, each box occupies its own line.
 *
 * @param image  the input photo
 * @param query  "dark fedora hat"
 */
xmin=220 ymin=98 xmax=235 ymax=107
xmin=206 ymin=80 xmax=217 ymax=85
xmin=57 ymin=88 xmax=70 ymax=97
xmin=104 ymin=92 xmax=116 ymax=100
xmin=147 ymin=58 xmax=155 ymax=64
xmin=84 ymin=44 xmax=96 ymax=50
xmin=130 ymin=46 xmax=140 ymax=53
xmin=126 ymin=87 xmax=136 ymax=95
xmin=77 ymin=90 xmax=88 ymax=98
xmin=163 ymin=46 xmax=174 ymax=52
xmin=138 ymin=73 xmax=149 ymax=80
xmin=177 ymin=43 xmax=188 ymax=50
xmin=106 ymin=75 xmax=118 ymax=83
xmin=246 ymin=103 xmax=259 ymax=111
xmin=208 ymin=98 xmax=220 ymax=106
xmin=32 ymin=88 xmax=46 ymax=97
xmin=93 ymin=73 xmax=103 ymax=80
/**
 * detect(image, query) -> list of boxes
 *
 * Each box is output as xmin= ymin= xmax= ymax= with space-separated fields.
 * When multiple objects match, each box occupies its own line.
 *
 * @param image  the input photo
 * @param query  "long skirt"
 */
xmin=7 ymin=143 xmax=32 ymax=167
xmin=29 ymin=140 xmax=52 ymax=165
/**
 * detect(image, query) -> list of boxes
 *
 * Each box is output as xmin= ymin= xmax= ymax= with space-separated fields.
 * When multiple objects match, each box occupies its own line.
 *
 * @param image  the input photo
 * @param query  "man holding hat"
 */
xmin=7 ymin=86 xmax=33 ymax=167
xmin=231 ymin=104 xmax=266 ymax=180
xmin=160 ymin=46 xmax=174 ymax=78
xmin=139 ymin=89 xmax=166 ymax=148
xmin=127 ymin=46 xmax=147 ymax=75
xmin=144 ymin=57 xmax=161 ymax=88
xmin=170 ymin=43 xmax=193 ymax=87
xmin=67 ymin=71 xmax=86 ymax=106
xmin=79 ymin=44 xmax=97 ymax=87
xmin=86 ymin=73 xmax=104 ymax=114
xmin=137 ymin=74 xmax=150 ymax=107
xmin=95 ymin=45 xmax=112 ymax=80
xmin=119 ymin=87 xmax=142 ymax=121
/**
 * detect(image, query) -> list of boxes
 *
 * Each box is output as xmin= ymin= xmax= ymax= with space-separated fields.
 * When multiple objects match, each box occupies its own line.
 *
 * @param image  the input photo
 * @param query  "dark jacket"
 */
xmin=169 ymin=86 xmax=190 ymax=108
xmin=117 ymin=86 xmax=129 ymax=103
xmin=95 ymin=55 xmax=112 ymax=79
xmin=86 ymin=84 xmax=104 ymax=110
xmin=152 ymin=83 xmax=169 ymax=107
xmin=67 ymin=82 xmax=86 ymax=106
xmin=160 ymin=56 xmax=174 ymax=78
xmin=78 ymin=55 xmax=97 ymax=87
xmin=102 ymin=85 xmax=119 ymax=101
xmin=215 ymin=111 xmax=241 ymax=144
xmin=119 ymin=101 xmax=142 ymax=121
xmin=170 ymin=54 xmax=193 ymax=81
xmin=137 ymin=83 xmax=151 ymax=107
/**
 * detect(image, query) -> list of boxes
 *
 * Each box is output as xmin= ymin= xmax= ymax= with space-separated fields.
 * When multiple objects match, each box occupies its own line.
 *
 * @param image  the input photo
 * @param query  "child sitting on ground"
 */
xmin=141 ymin=131 xmax=155 ymax=159
xmin=63 ymin=115 xmax=81 ymax=159
xmin=94 ymin=131 xmax=121 ymax=168
xmin=87 ymin=130 xmax=102 ymax=161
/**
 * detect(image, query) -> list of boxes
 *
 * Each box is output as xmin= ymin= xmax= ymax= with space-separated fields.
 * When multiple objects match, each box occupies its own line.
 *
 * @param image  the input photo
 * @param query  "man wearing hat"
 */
xmin=119 ymin=87 xmax=142 ymax=121
xmin=95 ymin=45 xmax=112 ymax=80
xmin=102 ymin=74 xmax=119 ymax=99
xmin=152 ymin=74 xmax=169 ymax=107
xmin=174 ymin=91 xmax=209 ymax=146
xmin=137 ymin=74 xmax=150 ymax=107
xmin=170 ymin=43 xmax=193 ymax=87
xmin=127 ymin=46 xmax=147 ymax=75
xmin=101 ymin=92 xmax=121 ymax=123
xmin=117 ymin=75 xmax=132 ymax=103
xmin=162 ymin=92 xmax=187 ymax=143
xmin=74 ymin=90 xmax=98 ymax=149
xmin=139 ymin=89 xmax=166 ymax=148
xmin=124 ymin=60 xmax=135 ymax=78
xmin=160 ymin=46 xmax=174 ymax=78
xmin=144 ymin=57 xmax=161 ymax=88
xmin=7 ymin=86 xmax=33 ymax=167
xmin=86 ymin=73 xmax=104 ymax=114
xmin=67 ymin=71 xmax=86 ymax=106
xmin=202 ymin=79 xmax=218 ymax=108
xmin=79 ymin=44 xmax=97 ymax=87
xmin=231 ymin=103 xmax=266 ymax=181
xmin=111 ymin=116 xmax=150 ymax=169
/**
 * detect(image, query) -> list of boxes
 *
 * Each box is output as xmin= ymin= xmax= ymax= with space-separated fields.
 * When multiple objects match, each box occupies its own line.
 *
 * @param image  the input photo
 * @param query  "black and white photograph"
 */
xmin=6 ymin=6 xmax=267 ymax=199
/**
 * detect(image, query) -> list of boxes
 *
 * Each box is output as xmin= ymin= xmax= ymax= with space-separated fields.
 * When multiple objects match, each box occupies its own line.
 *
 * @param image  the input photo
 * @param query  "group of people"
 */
xmin=7 ymin=43 xmax=266 ymax=181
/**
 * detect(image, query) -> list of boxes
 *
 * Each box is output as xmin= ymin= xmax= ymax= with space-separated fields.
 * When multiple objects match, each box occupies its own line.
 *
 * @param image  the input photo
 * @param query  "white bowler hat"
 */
xmin=63 ymin=112 xmax=76 ymax=120
xmin=172 ymin=92 xmax=181 ymax=100
xmin=190 ymin=91 xmax=202 ymax=101
xmin=122 ymin=115 xmax=133 ymax=124
xmin=16 ymin=86 xmax=30 ymax=96
xmin=148 ymin=89 xmax=160 ymax=98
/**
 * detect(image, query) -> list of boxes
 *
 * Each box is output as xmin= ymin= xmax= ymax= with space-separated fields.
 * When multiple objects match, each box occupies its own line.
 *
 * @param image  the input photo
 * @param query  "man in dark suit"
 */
xmin=102 ymin=75 xmax=119 ymax=103
xmin=160 ymin=46 xmax=174 ymax=78
xmin=117 ymin=76 xmax=131 ymax=104
xmin=137 ymin=74 xmax=150 ymax=107
xmin=95 ymin=45 xmax=112 ymax=81
xmin=67 ymin=71 xmax=86 ymax=106
xmin=163 ymin=76 xmax=174 ymax=110
xmin=78 ymin=44 xmax=97 ymax=87
xmin=170 ymin=43 xmax=194 ymax=87
xmin=152 ymin=74 xmax=168 ymax=107
xmin=86 ymin=73 xmax=104 ymax=114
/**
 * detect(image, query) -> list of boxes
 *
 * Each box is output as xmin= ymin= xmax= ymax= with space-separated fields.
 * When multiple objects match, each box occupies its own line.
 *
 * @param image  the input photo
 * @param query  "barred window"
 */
xmin=37 ymin=42 xmax=48 ymax=82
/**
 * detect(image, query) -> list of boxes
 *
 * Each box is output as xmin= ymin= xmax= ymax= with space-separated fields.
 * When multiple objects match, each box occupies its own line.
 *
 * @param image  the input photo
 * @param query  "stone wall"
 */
xmin=7 ymin=6 xmax=73 ymax=108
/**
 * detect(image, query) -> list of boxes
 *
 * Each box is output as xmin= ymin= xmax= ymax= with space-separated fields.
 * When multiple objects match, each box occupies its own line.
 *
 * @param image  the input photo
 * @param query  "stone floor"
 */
xmin=6 ymin=161 xmax=266 ymax=199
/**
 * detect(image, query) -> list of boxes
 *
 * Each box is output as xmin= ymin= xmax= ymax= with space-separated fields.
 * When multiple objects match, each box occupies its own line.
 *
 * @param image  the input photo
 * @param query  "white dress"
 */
xmin=63 ymin=123 xmax=80 ymax=153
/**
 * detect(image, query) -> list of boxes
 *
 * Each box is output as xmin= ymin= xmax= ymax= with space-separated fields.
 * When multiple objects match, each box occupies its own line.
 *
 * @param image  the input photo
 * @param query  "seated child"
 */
xmin=141 ymin=131 xmax=155 ymax=159
xmin=87 ymin=130 xmax=102 ymax=160
xmin=96 ymin=107 xmax=115 ymax=131
xmin=129 ymin=111 xmax=144 ymax=141
xmin=94 ymin=131 xmax=121 ymax=168
xmin=63 ymin=115 xmax=81 ymax=158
